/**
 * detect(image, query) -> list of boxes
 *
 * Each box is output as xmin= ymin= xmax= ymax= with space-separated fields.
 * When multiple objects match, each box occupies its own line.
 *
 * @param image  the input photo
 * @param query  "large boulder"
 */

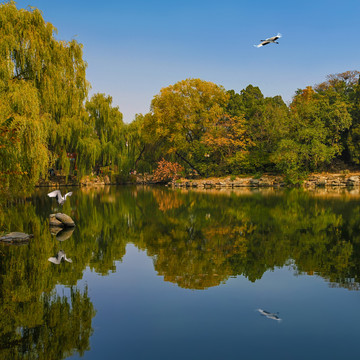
xmin=49 ymin=213 xmax=75 ymax=227
xmin=49 ymin=214 xmax=63 ymax=227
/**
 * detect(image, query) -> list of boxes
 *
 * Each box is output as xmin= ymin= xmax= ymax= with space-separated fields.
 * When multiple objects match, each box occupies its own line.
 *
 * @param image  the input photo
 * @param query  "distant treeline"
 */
xmin=1 ymin=1 xmax=360 ymax=190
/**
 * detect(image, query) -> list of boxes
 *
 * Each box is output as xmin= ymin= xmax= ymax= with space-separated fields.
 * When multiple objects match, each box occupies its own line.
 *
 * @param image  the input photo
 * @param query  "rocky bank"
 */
xmin=37 ymin=172 xmax=360 ymax=189
xmin=169 ymin=173 xmax=360 ymax=189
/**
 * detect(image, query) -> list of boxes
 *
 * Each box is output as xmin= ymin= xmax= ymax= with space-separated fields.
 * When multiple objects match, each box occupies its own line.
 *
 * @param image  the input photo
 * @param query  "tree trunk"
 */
xmin=175 ymin=151 xmax=203 ymax=176
xmin=134 ymin=145 xmax=145 ymax=168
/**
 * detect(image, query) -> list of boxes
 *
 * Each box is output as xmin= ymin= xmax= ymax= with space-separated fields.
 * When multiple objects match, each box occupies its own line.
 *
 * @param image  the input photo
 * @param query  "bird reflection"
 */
xmin=48 ymin=250 xmax=73 ymax=264
xmin=257 ymin=308 xmax=282 ymax=321
xmin=47 ymin=190 xmax=73 ymax=205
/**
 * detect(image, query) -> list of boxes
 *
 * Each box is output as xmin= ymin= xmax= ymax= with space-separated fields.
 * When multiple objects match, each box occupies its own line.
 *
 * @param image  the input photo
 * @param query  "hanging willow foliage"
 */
xmin=85 ymin=93 xmax=124 ymax=169
xmin=0 ymin=1 xmax=92 ymax=187
xmin=0 ymin=79 xmax=49 ymax=187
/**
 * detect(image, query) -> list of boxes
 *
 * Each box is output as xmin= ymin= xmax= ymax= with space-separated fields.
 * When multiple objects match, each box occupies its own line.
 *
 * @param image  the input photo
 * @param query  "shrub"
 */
xmin=153 ymin=159 xmax=184 ymax=183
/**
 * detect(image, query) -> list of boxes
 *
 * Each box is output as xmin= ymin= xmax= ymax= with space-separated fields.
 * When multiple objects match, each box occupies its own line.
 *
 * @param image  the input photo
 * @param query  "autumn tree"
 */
xmin=147 ymin=78 xmax=252 ymax=176
xmin=152 ymin=158 xmax=184 ymax=183
xmin=201 ymin=114 xmax=253 ymax=175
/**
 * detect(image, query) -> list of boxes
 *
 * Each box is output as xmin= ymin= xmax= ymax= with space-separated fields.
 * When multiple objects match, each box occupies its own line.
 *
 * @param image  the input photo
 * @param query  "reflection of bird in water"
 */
xmin=257 ymin=308 xmax=282 ymax=321
xmin=47 ymin=190 xmax=73 ymax=205
xmin=48 ymin=250 xmax=73 ymax=264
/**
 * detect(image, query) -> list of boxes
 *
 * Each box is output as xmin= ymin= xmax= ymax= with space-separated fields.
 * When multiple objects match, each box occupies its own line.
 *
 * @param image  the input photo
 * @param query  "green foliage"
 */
xmin=0 ymin=1 xmax=89 ymax=186
xmin=1 ymin=0 xmax=360 ymax=185
xmin=315 ymin=71 xmax=360 ymax=164
xmin=85 ymin=93 xmax=124 ymax=169
xmin=227 ymin=86 xmax=290 ymax=173
xmin=0 ymin=2 xmax=131 ymax=188
xmin=270 ymin=86 xmax=352 ymax=182
xmin=145 ymin=79 xmax=253 ymax=176
xmin=0 ymin=80 xmax=49 ymax=187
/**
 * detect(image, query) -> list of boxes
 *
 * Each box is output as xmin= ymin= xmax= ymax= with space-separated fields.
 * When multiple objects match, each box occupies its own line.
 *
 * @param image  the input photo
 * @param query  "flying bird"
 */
xmin=254 ymin=33 xmax=282 ymax=48
xmin=48 ymin=250 xmax=73 ymax=265
xmin=47 ymin=190 xmax=73 ymax=205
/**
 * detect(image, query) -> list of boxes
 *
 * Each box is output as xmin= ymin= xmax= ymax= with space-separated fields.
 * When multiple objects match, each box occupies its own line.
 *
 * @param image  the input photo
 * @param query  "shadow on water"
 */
xmin=1 ymin=185 xmax=360 ymax=358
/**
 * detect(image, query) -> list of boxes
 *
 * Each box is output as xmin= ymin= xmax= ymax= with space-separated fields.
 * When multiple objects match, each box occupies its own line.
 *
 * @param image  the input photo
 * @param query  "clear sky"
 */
xmin=13 ymin=0 xmax=360 ymax=122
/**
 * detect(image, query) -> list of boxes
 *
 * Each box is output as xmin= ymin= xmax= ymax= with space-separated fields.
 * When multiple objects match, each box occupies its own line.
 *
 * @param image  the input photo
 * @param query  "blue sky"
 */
xmin=13 ymin=0 xmax=360 ymax=122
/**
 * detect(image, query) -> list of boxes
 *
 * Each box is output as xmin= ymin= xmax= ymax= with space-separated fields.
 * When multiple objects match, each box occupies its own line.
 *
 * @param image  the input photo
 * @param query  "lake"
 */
xmin=1 ymin=186 xmax=360 ymax=360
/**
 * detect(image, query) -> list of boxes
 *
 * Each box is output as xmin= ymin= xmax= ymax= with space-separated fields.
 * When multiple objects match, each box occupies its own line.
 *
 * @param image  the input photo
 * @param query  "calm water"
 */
xmin=1 ymin=186 xmax=360 ymax=360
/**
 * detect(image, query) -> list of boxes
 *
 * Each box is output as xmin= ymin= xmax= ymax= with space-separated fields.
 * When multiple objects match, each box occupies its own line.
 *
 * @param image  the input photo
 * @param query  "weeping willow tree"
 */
xmin=121 ymin=113 xmax=152 ymax=174
xmin=0 ymin=1 xmax=91 ymax=187
xmin=0 ymin=80 xmax=49 ymax=187
xmin=85 ymin=93 xmax=124 ymax=173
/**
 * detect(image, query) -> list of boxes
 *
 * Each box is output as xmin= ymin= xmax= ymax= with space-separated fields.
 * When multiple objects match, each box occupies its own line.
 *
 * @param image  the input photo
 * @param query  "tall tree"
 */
xmin=0 ymin=1 xmax=89 ymax=185
xmin=227 ymin=87 xmax=290 ymax=172
xmin=315 ymin=70 xmax=360 ymax=164
xmin=272 ymin=86 xmax=352 ymax=182
xmin=148 ymin=78 xmax=251 ymax=176
xmin=85 ymin=93 xmax=124 ymax=170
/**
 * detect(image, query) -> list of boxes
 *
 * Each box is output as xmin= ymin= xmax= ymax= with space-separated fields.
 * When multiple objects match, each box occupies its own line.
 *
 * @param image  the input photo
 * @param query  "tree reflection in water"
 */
xmin=1 ymin=186 xmax=360 ymax=357
xmin=0 ymin=199 xmax=95 ymax=360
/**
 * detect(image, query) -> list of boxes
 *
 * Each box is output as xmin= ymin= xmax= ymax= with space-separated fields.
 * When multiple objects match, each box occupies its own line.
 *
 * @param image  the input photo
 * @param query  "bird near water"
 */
xmin=254 ymin=33 xmax=282 ymax=48
xmin=47 ymin=189 xmax=73 ymax=205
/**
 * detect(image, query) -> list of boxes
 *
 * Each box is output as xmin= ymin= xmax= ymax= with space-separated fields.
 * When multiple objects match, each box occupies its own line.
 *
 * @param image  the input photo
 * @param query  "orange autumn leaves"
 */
xmin=153 ymin=158 xmax=184 ymax=182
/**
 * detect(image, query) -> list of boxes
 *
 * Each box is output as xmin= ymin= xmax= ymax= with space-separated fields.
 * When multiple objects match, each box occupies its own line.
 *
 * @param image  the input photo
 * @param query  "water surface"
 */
xmin=1 ymin=186 xmax=360 ymax=359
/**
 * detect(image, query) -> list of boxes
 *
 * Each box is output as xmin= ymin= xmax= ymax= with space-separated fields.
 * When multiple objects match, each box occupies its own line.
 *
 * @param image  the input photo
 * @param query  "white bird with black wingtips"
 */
xmin=47 ymin=189 xmax=73 ymax=205
xmin=254 ymin=33 xmax=282 ymax=48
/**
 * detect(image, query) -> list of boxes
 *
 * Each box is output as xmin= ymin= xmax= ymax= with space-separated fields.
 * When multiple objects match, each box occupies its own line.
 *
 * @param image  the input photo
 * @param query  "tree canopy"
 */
xmin=144 ymin=78 xmax=252 ymax=176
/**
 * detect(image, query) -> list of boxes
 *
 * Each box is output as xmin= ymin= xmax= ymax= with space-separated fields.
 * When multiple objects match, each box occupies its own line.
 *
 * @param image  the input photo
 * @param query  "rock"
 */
xmin=259 ymin=178 xmax=273 ymax=187
xmin=0 ymin=232 xmax=33 ymax=243
xmin=55 ymin=213 xmax=75 ymax=227
xmin=49 ymin=213 xmax=75 ymax=227
xmin=347 ymin=176 xmax=359 ymax=186
xmin=170 ymin=173 xmax=360 ymax=189
xmin=49 ymin=214 xmax=64 ymax=227
xmin=316 ymin=177 xmax=327 ymax=186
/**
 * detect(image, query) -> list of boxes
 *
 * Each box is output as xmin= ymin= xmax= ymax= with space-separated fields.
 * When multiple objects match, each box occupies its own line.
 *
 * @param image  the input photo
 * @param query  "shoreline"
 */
xmin=170 ymin=173 xmax=360 ymax=189
xmin=36 ymin=172 xmax=360 ymax=189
